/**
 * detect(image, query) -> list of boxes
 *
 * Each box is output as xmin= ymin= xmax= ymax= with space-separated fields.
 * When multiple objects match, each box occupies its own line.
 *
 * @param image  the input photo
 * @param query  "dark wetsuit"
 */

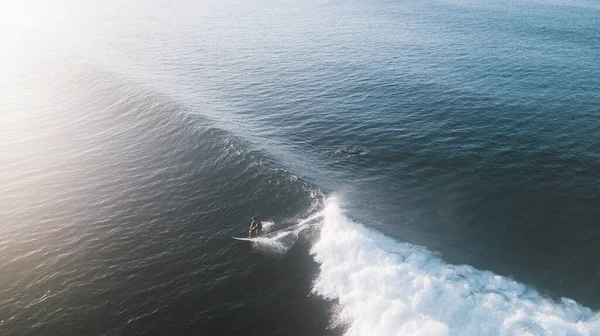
xmin=249 ymin=220 xmax=262 ymax=238
xmin=256 ymin=220 xmax=262 ymax=236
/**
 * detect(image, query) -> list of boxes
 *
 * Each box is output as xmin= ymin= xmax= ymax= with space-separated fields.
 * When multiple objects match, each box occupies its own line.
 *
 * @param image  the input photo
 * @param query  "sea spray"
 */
xmin=251 ymin=213 xmax=323 ymax=256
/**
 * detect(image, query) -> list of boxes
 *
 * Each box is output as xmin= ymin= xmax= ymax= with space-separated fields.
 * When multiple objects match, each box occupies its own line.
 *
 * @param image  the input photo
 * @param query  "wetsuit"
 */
xmin=249 ymin=220 xmax=262 ymax=238
xmin=255 ymin=220 xmax=262 ymax=237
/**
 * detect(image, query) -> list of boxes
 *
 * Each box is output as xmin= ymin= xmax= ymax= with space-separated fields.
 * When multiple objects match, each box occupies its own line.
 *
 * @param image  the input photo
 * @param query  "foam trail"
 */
xmin=311 ymin=198 xmax=600 ymax=336
xmin=252 ymin=236 xmax=288 ymax=255
xmin=252 ymin=213 xmax=323 ymax=255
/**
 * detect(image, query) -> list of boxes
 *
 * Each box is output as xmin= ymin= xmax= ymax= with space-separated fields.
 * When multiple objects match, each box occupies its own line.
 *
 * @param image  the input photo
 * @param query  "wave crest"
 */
xmin=311 ymin=198 xmax=600 ymax=336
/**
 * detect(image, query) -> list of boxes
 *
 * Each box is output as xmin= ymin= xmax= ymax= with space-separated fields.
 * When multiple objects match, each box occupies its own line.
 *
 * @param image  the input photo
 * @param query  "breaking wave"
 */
xmin=311 ymin=198 xmax=600 ymax=336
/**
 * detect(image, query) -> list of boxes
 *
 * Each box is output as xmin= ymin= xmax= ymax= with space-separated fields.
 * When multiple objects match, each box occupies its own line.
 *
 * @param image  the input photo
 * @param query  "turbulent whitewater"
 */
xmin=311 ymin=199 xmax=600 ymax=336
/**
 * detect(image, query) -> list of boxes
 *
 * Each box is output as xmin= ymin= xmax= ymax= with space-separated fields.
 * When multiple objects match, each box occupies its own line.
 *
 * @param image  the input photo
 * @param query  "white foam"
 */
xmin=261 ymin=220 xmax=276 ymax=232
xmin=311 ymin=198 xmax=600 ymax=336
xmin=252 ymin=236 xmax=288 ymax=255
xmin=251 ymin=214 xmax=323 ymax=256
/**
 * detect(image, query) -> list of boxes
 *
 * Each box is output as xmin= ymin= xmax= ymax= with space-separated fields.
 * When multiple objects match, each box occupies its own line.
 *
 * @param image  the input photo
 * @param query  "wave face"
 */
xmin=311 ymin=199 xmax=600 ymax=336
xmin=0 ymin=64 xmax=328 ymax=335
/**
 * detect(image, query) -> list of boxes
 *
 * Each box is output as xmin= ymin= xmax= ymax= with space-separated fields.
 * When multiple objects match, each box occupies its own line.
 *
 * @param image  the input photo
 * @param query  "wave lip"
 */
xmin=311 ymin=198 xmax=600 ymax=336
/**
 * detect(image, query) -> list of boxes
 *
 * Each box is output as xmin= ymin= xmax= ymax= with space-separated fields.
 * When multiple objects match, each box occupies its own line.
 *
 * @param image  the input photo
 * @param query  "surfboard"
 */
xmin=232 ymin=237 xmax=255 ymax=241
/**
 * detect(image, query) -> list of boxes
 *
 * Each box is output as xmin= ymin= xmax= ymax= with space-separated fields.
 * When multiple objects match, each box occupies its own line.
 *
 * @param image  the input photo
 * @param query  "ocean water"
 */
xmin=1 ymin=0 xmax=600 ymax=335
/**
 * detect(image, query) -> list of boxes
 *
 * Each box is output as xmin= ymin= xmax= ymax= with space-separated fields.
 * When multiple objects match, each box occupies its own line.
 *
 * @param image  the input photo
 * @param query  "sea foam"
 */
xmin=251 ymin=213 xmax=322 ymax=255
xmin=311 ymin=198 xmax=600 ymax=336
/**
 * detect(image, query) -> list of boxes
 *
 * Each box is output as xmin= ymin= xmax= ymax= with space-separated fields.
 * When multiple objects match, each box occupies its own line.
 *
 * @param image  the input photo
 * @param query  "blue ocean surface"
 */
xmin=1 ymin=0 xmax=600 ymax=335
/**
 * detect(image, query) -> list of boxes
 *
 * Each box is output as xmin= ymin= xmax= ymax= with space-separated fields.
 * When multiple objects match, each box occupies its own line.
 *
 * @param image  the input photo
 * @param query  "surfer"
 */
xmin=248 ymin=215 xmax=262 ymax=238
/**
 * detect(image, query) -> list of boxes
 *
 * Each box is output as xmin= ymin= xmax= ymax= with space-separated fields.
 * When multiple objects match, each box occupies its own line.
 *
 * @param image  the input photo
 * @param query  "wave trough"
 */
xmin=311 ymin=198 xmax=600 ymax=336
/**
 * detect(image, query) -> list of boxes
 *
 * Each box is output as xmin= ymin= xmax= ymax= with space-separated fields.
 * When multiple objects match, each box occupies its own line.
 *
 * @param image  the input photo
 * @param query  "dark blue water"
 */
xmin=1 ymin=0 xmax=600 ymax=335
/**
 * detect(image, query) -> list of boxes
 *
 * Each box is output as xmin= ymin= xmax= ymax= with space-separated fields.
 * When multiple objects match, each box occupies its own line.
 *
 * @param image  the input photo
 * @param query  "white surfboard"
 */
xmin=232 ymin=237 xmax=255 ymax=241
